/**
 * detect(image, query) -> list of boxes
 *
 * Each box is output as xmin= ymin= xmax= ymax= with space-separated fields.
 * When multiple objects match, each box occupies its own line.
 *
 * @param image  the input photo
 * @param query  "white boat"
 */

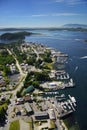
xmin=67 ymin=73 xmax=69 ymax=79
xmin=68 ymin=95 xmax=76 ymax=103
xmin=68 ymin=99 xmax=75 ymax=111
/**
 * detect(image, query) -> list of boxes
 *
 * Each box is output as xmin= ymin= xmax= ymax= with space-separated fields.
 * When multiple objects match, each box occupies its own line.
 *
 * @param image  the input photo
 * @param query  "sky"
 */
xmin=0 ymin=0 xmax=87 ymax=28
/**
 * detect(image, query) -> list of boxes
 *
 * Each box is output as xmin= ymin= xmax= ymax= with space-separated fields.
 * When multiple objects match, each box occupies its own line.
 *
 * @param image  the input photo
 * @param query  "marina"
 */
xmin=0 ymin=27 xmax=87 ymax=130
xmin=53 ymin=95 xmax=76 ymax=119
xmin=43 ymin=93 xmax=77 ymax=119
xmin=24 ymin=29 xmax=87 ymax=130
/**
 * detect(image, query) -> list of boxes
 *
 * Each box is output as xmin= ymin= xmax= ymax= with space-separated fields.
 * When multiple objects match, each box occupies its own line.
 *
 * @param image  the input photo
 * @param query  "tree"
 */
xmin=0 ymin=104 xmax=7 ymax=124
xmin=26 ymin=57 xmax=36 ymax=65
xmin=16 ymin=91 xmax=21 ymax=98
xmin=35 ymin=71 xmax=50 ymax=81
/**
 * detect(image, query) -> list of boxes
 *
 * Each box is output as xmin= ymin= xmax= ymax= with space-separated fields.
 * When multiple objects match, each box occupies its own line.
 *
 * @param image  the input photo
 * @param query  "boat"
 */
xmin=66 ymin=73 xmax=69 ymax=79
xmin=68 ymin=95 xmax=76 ymax=103
xmin=68 ymin=99 xmax=75 ymax=111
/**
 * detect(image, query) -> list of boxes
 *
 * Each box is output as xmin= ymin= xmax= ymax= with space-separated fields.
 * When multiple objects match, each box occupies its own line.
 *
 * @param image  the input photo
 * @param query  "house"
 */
xmin=16 ymin=98 xmax=24 ymax=104
xmin=24 ymin=94 xmax=32 ymax=102
xmin=10 ymin=64 xmax=17 ymax=74
xmin=0 ymin=78 xmax=6 ymax=87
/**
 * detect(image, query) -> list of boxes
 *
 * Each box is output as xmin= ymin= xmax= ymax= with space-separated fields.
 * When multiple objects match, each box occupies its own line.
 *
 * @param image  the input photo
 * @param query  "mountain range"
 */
xmin=63 ymin=24 xmax=87 ymax=28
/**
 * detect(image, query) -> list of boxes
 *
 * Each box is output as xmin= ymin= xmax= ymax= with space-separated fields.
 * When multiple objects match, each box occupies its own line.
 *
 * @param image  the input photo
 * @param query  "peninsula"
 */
xmin=0 ymin=41 xmax=77 ymax=130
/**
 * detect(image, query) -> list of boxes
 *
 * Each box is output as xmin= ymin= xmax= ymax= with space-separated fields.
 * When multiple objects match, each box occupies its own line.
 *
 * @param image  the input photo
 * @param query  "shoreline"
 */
xmin=0 ymin=41 xmax=78 ymax=130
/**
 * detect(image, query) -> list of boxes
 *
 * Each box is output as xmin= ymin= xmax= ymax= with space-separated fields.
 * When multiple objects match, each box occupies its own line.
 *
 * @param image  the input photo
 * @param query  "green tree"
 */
xmin=0 ymin=104 xmax=7 ymax=124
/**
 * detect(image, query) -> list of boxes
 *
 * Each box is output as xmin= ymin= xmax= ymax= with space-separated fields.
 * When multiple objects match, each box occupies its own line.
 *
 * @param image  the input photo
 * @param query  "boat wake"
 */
xmin=74 ymin=66 xmax=78 ymax=72
xmin=75 ymin=39 xmax=81 ymax=41
xmin=80 ymin=56 xmax=87 ymax=59
xmin=69 ymin=58 xmax=73 ymax=61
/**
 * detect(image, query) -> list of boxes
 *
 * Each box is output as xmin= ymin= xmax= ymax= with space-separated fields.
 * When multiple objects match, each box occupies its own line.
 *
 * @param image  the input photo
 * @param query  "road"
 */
xmin=1 ymin=49 xmax=27 ymax=96
xmin=0 ymin=49 xmax=27 ymax=130
xmin=32 ymin=47 xmax=39 ymax=61
xmin=7 ymin=48 xmax=27 ymax=98
xmin=7 ymin=48 xmax=23 ymax=75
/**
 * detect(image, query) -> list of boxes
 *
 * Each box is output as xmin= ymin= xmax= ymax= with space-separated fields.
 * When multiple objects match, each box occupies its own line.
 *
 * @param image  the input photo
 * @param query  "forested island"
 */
xmin=0 ymin=31 xmax=40 ymax=41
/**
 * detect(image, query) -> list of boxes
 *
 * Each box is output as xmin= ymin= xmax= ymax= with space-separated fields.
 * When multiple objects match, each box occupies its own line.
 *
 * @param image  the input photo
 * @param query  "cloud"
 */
xmin=31 ymin=13 xmax=80 ymax=17
xmin=0 ymin=13 xmax=84 ymax=19
xmin=55 ymin=0 xmax=87 ymax=5
xmin=52 ymin=13 xmax=79 ymax=16
xmin=55 ymin=0 xmax=64 ymax=2
xmin=31 ymin=14 xmax=49 ymax=17
xmin=67 ymin=0 xmax=87 ymax=5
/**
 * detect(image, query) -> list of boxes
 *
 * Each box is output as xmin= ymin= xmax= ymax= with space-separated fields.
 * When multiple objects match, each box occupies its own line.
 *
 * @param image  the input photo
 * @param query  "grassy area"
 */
xmin=45 ymin=62 xmax=53 ymax=69
xmin=50 ymin=120 xmax=56 ymax=129
xmin=9 ymin=120 xmax=20 ymax=130
xmin=0 ymin=103 xmax=8 ymax=108
xmin=28 ymin=122 xmax=33 ymax=130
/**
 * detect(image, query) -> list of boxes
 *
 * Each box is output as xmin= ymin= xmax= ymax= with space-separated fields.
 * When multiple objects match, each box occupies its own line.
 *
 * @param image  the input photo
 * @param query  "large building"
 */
xmin=34 ymin=111 xmax=49 ymax=120
xmin=24 ymin=102 xmax=33 ymax=114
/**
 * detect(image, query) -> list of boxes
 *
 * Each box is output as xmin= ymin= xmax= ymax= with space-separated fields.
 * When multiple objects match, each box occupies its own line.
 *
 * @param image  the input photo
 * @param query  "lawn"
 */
xmin=9 ymin=120 xmax=20 ymax=130
xmin=44 ymin=62 xmax=53 ymax=69
xmin=50 ymin=120 xmax=56 ymax=129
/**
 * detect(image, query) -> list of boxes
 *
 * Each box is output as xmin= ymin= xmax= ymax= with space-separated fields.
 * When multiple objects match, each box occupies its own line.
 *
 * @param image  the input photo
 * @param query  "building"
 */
xmin=16 ymin=98 xmax=24 ymax=104
xmin=24 ymin=94 xmax=32 ymax=102
xmin=54 ymin=54 xmax=68 ymax=64
xmin=48 ymin=82 xmax=57 ymax=89
xmin=25 ymin=85 xmax=34 ymax=93
xmin=34 ymin=111 xmax=49 ymax=120
xmin=24 ymin=102 xmax=33 ymax=114
xmin=48 ymin=109 xmax=56 ymax=120
xmin=0 ymin=76 xmax=6 ymax=87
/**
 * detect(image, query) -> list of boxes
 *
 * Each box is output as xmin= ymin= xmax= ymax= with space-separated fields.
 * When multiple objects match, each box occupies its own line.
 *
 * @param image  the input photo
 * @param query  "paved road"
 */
xmin=20 ymin=119 xmax=29 ymax=130
xmin=32 ymin=47 xmax=39 ymax=61
xmin=0 ymin=48 xmax=27 ymax=130
xmin=7 ymin=48 xmax=23 ymax=75
xmin=1 ymin=49 xmax=27 ymax=96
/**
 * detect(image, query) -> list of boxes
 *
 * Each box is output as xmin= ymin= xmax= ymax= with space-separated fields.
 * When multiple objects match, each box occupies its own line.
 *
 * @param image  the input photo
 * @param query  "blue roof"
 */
xmin=25 ymin=85 xmax=34 ymax=93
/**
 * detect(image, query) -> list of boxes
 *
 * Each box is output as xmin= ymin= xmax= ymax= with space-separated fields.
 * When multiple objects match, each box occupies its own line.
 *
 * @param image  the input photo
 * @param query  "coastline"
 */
xmin=0 ymin=28 xmax=86 ymax=129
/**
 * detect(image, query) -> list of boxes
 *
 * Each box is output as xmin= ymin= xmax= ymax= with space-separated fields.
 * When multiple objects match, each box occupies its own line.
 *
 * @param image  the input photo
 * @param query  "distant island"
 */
xmin=0 ymin=28 xmax=87 ymax=33
xmin=0 ymin=32 xmax=33 ymax=41
xmin=0 ymin=31 xmax=41 ymax=41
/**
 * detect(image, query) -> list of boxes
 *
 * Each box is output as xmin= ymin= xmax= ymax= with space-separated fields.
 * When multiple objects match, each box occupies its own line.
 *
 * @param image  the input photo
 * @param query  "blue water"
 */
xmin=0 ymin=29 xmax=87 ymax=129
xmin=25 ymin=30 xmax=87 ymax=130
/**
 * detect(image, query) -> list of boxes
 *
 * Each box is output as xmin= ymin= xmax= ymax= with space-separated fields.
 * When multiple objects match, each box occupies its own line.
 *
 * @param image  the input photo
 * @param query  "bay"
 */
xmin=25 ymin=30 xmax=87 ymax=130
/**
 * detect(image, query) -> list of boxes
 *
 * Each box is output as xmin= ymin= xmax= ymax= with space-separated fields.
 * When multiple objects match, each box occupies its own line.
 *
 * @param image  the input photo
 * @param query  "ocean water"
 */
xmin=0 ymin=29 xmax=87 ymax=129
xmin=25 ymin=30 xmax=87 ymax=130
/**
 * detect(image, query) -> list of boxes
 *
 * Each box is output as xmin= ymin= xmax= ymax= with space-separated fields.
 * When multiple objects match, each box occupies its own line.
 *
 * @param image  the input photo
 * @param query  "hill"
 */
xmin=0 ymin=31 xmax=33 ymax=40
